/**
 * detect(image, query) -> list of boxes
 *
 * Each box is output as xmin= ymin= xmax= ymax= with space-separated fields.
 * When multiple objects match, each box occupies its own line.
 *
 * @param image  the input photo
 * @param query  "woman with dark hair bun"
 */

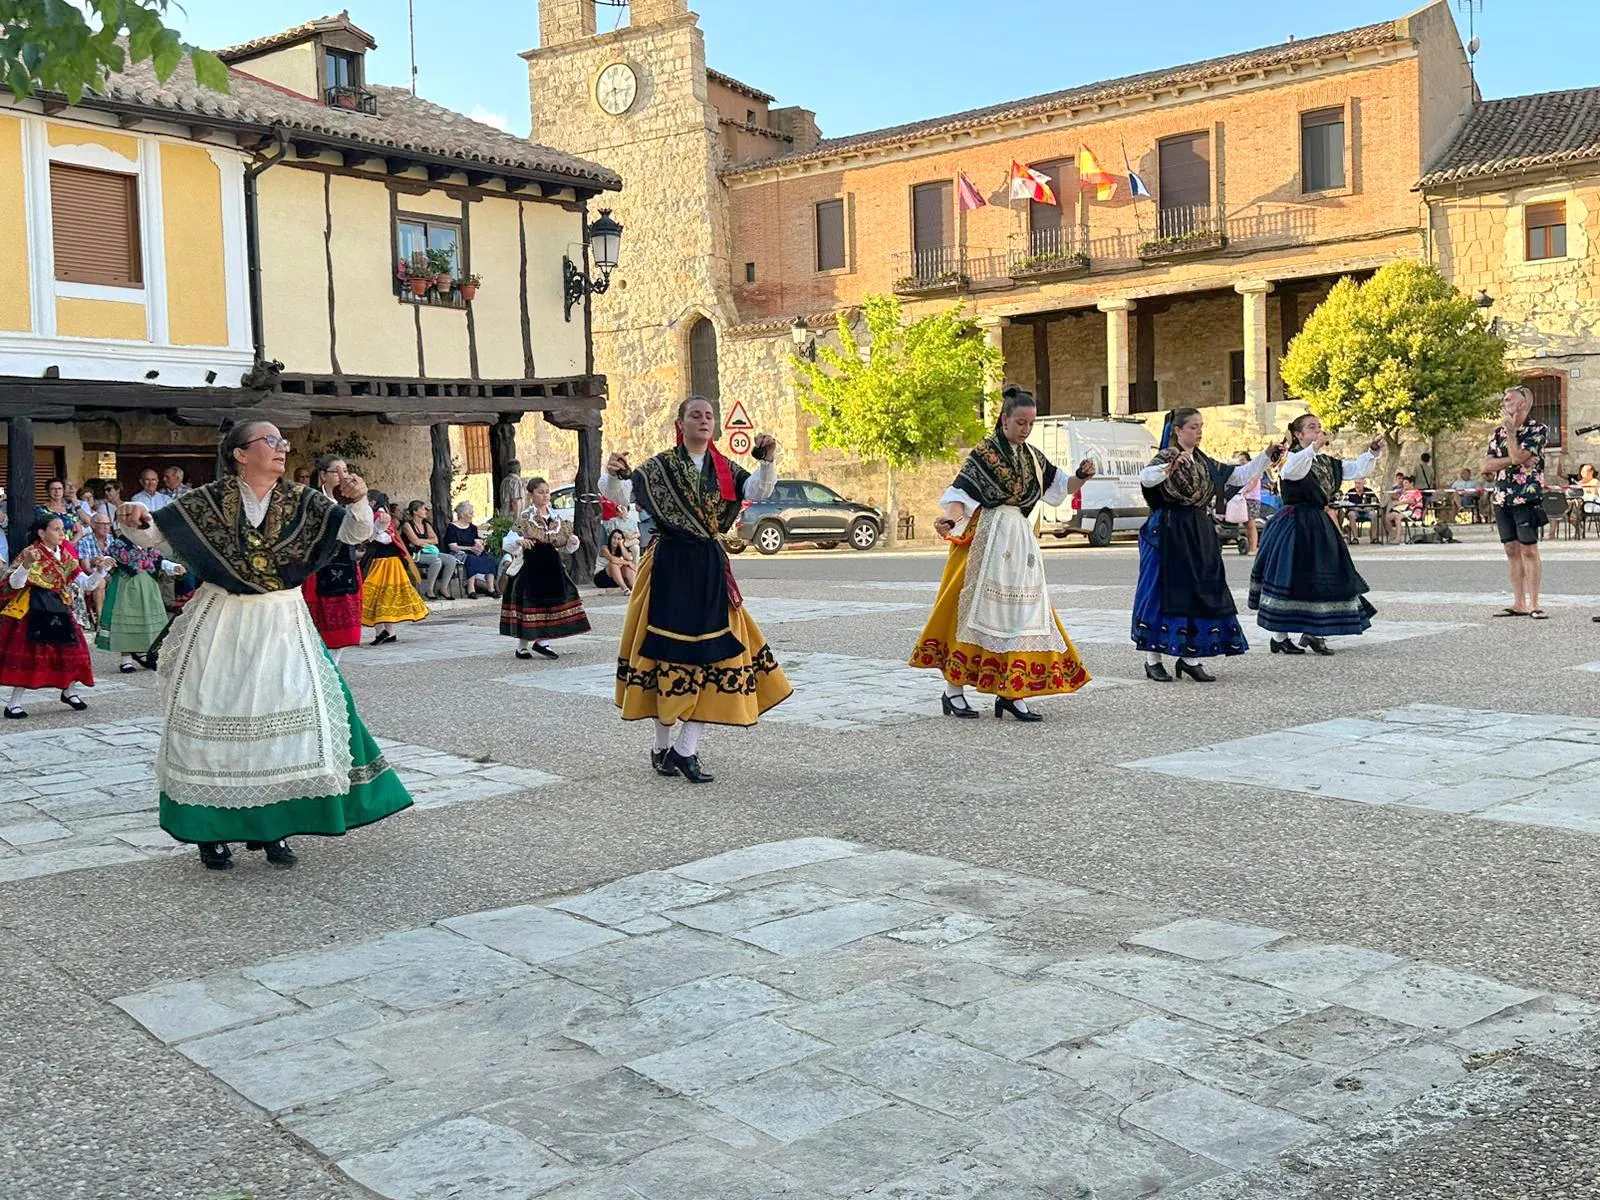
xmin=0 ymin=514 xmax=112 ymax=718
xmin=1133 ymin=407 xmax=1283 ymax=682
xmin=910 ymin=385 xmax=1094 ymax=722
xmin=501 ymin=476 xmax=590 ymax=659
xmin=359 ymin=489 xmax=429 ymax=645
xmin=301 ymin=454 xmax=365 ymax=660
xmin=1249 ymin=413 xmax=1385 ymax=655
xmin=116 ymin=421 xmax=412 ymax=872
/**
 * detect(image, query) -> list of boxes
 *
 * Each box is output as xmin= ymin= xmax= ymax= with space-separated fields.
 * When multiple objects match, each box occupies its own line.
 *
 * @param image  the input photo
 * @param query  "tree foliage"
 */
xmin=1282 ymin=260 xmax=1514 ymax=442
xmin=0 ymin=0 xmax=230 ymax=103
xmin=792 ymin=294 xmax=996 ymax=471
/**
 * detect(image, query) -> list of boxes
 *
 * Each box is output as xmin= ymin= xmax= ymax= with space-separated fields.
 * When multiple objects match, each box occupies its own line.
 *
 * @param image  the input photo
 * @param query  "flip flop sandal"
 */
xmin=1529 ymin=609 xmax=1549 ymax=620
xmin=1491 ymin=608 xmax=1529 ymax=617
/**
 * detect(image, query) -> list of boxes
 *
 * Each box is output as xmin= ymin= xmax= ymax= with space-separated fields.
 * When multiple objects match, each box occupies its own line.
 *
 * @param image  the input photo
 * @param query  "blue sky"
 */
xmin=176 ymin=1 xmax=1593 ymax=140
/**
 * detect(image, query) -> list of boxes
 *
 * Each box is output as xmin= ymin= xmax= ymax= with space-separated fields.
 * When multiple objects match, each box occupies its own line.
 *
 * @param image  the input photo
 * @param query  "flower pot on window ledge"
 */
xmin=409 ymin=277 xmax=431 ymax=297
xmin=433 ymin=272 xmax=453 ymax=291
xmin=459 ymin=283 xmax=478 ymax=302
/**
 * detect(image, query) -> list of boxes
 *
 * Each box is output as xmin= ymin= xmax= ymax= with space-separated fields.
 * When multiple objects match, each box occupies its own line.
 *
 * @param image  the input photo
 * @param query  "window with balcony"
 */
xmin=1526 ymin=202 xmax=1567 ymax=261
xmin=50 ymin=163 xmax=142 ymax=287
xmin=1157 ymin=132 xmax=1211 ymax=239
xmin=1300 ymin=108 xmax=1345 ymax=192
xmin=396 ymin=215 xmax=465 ymax=307
xmin=910 ymin=180 xmax=954 ymax=280
xmin=325 ymin=48 xmax=376 ymax=113
xmin=1026 ymin=160 xmax=1074 ymax=258
xmin=815 ymin=198 xmax=846 ymax=271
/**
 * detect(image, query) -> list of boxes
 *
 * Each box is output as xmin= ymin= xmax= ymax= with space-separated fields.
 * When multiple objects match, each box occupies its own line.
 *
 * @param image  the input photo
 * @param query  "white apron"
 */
xmin=156 ymin=583 xmax=352 ymax=808
xmin=955 ymin=505 xmax=1067 ymax=655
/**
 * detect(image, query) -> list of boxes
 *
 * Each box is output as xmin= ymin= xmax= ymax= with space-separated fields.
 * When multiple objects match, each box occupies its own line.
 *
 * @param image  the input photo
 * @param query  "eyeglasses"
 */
xmin=245 ymin=436 xmax=292 ymax=452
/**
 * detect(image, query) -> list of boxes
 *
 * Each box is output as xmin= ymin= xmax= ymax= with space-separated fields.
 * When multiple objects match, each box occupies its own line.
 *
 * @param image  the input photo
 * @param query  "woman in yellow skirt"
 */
xmin=911 ymin=386 xmax=1094 ymax=723
xmin=359 ymin=493 xmax=429 ymax=645
xmin=601 ymin=397 xmax=791 ymax=784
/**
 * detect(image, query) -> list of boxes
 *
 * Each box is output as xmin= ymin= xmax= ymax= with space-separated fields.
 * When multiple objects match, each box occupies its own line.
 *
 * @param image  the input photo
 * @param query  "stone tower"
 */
xmin=523 ymin=0 xmax=734 ymax=450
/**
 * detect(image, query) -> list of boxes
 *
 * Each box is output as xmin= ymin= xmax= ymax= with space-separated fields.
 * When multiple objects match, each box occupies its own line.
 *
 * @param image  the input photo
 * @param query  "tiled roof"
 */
xmin=1418 ymin=87 xmax=1600 ymax=187
xmin=215 ymin=11 xmax=375 ymax=62
xmin=87 ymin=53 xmax=620 ymax=189
xmin=726 ymin=18 xmax=1404 ymax=174
xmin=707 ymin=68 xmax=775 ymax=105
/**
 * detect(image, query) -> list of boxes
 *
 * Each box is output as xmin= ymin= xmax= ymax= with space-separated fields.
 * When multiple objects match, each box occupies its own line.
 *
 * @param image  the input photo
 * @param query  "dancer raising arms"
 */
xmin=1249 ymin=414 xmax=1384 ymax=655
xmin=601 ymin=396 xmax=791 ymax=784
xmin=501 ymin=476 xmax=591 ymax=660
xmin=1134 ymin=408 xmax=1283 ymax=682
xmin=359 ymin=492 xmax=429 ymax=646
xmin=117 ymin=423 xmax=412 ymax=871
xmin=910 ymin=385 xmax=1093 ymax=723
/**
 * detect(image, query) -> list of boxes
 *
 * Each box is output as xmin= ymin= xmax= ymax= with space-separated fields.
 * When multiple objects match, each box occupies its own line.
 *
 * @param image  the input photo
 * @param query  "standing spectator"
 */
xmin=1416 ymin=451 xmax=1436 ymax=492
xmin=96 ymin=481 xmax=124 ymax=527
xmin=37 ymin=480 xmax=85 ymax=541
xmin=1484 ymin=386 xmax=1548 ymax=619
xmin=293 ymin=466 xmax=312 ymax=486
xmin=400 ymin=500 xmax=458 ymax=599
xmin=76 ymin=512 xmax=115 ymax=625
xmin=498 ymin=460 xmax=527 ymax=516
xmin=161 ymin=465 xmax=190 ymax=499
xmin=74 ymin=484 xmax=98 ymax=524
xmin=1230 ymin=450 xmax=1261 ymax=555
xmin=131 ymin=469 xmax=171 ymax=513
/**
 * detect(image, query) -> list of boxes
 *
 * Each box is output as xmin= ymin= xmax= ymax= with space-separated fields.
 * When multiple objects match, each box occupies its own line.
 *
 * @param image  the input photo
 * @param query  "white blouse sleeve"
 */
xmin=1341 ymin=451 xmax=1378 ymax=482
xmin=74 ymin=567 xmax=108 ymax=592
xmin=743 ymin=461 xmax=777 ymax=503
xmin=1042 ymin=466 xmax=1074 ymax=507
xmin=1138 ymin=462 xmax=1172 ymax=487
xmin=7 ymin=562 xmax=28 ymax=589
xmin=599 ymin=472 xmax=633 ymax=507
xmin=1279 ymin=445 xmax=1319 ymax=481
xmin=1226 ymin=450 xmax=1274 ymax=489
xmin=339 ymin=499 xmax=375 ymax=544
xmin=939 ymin=485 xmax=981 ymax=518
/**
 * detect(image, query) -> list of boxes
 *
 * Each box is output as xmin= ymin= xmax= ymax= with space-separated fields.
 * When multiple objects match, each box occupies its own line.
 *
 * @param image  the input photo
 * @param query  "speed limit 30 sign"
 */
xmin=728 ymin=430 xmax=752 ymax=455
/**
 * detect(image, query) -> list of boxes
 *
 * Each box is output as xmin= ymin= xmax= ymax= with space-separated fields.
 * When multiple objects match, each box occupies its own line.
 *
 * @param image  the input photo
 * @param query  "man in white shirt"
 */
xmin=131 ymin=469 xmax=171 ymax=513
xmin=161 ymin=465 xmax=191 ymax=499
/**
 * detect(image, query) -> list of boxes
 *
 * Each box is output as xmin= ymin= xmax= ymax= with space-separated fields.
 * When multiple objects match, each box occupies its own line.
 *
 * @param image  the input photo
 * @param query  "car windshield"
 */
xmin=801 ymin=484 xmax=840 ymax=504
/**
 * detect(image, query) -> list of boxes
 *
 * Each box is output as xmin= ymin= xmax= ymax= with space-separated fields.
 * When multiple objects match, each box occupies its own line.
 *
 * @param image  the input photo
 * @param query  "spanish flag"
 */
xmin=1078 ymin=146 xmax=1118 ymax=201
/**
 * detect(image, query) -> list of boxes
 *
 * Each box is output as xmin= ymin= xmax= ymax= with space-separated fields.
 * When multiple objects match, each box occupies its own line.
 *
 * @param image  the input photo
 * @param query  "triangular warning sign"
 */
xmin=723 ymin=400 xmax=754 ymax=431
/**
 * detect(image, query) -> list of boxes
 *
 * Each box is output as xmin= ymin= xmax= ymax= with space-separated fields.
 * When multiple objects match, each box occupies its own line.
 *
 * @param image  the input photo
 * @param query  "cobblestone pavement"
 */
xmin=115 ymin=838 xmax=1595 ymax=1200
xmin=3 ymin=533 xmax=1598 ymax=1199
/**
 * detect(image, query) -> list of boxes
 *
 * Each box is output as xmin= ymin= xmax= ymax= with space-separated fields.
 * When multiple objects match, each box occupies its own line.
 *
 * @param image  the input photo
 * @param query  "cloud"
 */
xmin=468 ymin=105 xmax=511 ymax=132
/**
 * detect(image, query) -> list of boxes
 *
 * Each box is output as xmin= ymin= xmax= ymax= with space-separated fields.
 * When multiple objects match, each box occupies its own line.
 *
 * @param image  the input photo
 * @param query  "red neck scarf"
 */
xmin=677 ymin=427 xmax=737 ymax=503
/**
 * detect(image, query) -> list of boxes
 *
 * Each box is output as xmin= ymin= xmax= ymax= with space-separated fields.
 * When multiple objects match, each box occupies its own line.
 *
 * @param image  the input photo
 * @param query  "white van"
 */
xmin=1028 ymin=416 xmax=1155 ymax=546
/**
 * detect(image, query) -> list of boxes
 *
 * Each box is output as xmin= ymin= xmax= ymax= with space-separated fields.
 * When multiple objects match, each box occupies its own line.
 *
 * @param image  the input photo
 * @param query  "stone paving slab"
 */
xmin=0 ymin=719 xmax=563 ymax=884
xmin=1124 ymin=703 xmax=1600 ymax=834
xmin=341 ymin=621 xmax=606 ymax=666
xmin=113 ymin=839 xmax=1598 ymax=1200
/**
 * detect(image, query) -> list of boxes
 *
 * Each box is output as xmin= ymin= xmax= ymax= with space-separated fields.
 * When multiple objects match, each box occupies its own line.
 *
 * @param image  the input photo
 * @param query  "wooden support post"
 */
xmin=489 ymin=417 xmax=518 ymax=514
xmin=6 ymin=417 xmax=34 ymax=559
xmin=571 ymin=419 xmax=602 ymax=584
xmin=428 ymin=422 xmax=453 ymax=531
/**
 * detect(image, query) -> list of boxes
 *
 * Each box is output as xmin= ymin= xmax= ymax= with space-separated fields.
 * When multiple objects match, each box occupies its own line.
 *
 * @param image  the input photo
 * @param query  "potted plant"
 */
xmin=426 ymin=245 xmax=456 ymax=291
xmin=407 ymin=252 xmax=431 ymax=296
xmin=457 ymin=272 xmax=481 ymax=302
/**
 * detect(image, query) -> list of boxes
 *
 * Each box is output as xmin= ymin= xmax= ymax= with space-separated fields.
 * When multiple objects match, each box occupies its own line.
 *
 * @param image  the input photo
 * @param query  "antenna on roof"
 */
xmin=597 ymin=0 xmax=630 ymax=31
xmin=1457 ymin=0 xmax=1482 ymax=89
xmin=409 ymin=0 xmax=418 ymax=95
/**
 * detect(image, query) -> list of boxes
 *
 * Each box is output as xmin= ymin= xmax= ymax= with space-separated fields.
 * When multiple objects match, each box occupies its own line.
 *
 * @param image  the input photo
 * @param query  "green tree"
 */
xmin=1282 ymin=260 xmax=1514 ymax=480
xmin=0 ymin=0 xmax=230 ymax=103
xmin=791 ymin=294 xmax=997 ymax=546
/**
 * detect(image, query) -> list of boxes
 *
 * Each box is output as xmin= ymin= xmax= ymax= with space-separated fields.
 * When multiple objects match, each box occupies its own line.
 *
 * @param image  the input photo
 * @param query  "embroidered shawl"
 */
xmin=1282 ymin=453 xmax=1344 ymax=507
xmin=1145 ymin=448 xmax=1228 ymax=510
xmin=154 ymin=477 xmax=347 ymax=595
xmin=633 ymin=446 xmax=751 ymax=540
xmin=106 ymin=536 xmax=163 ymax=576
xmin=2 ymin=543 xmax=81 ymax=598
xmin=952 ymin=434 xmax=1059 ymax=513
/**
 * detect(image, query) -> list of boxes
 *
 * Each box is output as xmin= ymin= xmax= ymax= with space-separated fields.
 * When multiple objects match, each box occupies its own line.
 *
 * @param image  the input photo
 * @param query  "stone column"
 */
xmin=977 ymin=316 xmax=1008 ymax=423
xmin=1236 ymin=281 xmax=1274 ymax=428
xmin=1097 ymin=299 xmax=1134 ymax=417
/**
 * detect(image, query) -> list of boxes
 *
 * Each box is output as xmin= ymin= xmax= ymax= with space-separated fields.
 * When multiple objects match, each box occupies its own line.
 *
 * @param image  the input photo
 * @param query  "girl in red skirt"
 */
xmin=2 ymin=515 xmax=113 ymax=718
xmin=301 ymin=454 xmax=364 ymax=661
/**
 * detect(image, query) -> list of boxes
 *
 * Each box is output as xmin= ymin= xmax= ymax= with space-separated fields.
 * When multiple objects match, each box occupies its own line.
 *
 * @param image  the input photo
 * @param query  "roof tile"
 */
xmin=1418 ymin=87 xmax=1600 ymax=187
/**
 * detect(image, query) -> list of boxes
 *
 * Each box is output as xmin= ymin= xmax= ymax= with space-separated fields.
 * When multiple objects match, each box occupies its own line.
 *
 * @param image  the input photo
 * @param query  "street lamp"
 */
xmin=563 ymin=208 xmax=624 ymax=322
xmin=1474 ymin=288 xmax=1499 ymax=336
xmin=790 ymin=314 xmax=816 ymax=362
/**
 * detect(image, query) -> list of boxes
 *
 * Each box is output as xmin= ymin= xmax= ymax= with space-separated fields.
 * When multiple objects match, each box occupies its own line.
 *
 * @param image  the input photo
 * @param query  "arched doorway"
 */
xmin=688 ymin=317 xmax=720 ymax=406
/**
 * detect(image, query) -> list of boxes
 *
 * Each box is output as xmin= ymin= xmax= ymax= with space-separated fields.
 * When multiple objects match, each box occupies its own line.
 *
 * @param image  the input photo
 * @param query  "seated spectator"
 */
xmin=442 ymin=501 xmax=499 ymax=598
xmin=1385 ymin=475 xmax=1423 ymax=540
xmin=400 ymin=500 xmax=458 ymax=600
xmin=76 ymin=512 xmax=115 ymax=624
xmin=129 ymin=468 xmax=170 ymax=513
xmin=600 ymin=496 xmax=642 ymax=563
xmin=293 ymin=466 xmax=312 ymax=486
xmin=161 ymin=465 xmax=190 ymax=498
xmin=594 ymin=528 xmax=636 ymax=594
xmin=1342 ymin=480 xmax=1377 ymax=543
xmin=1579 ymin=463 xmax=1600 ymax=514
xmin=37 ymin=479 xmax=86 ymax=541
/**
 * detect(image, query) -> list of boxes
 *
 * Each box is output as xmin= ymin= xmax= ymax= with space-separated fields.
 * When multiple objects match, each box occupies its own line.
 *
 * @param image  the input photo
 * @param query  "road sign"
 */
xmin=728 ymin=430 xmax=752 ymax=455
xmin=723 ymin=400 xmax=754 ymax=431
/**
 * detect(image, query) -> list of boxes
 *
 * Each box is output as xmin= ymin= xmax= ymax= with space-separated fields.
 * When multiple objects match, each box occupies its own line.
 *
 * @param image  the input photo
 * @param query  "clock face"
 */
xmin=596 ymin=63 xmax=638 ymax=116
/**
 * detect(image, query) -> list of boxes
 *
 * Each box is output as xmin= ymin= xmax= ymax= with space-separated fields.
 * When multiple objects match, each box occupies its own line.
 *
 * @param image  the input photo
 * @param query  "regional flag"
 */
xmin=1078 ymin=146 xmax=1117 ymax=201
xmin=1009 ymin=161 xmax=1056 ymax=205
xmin=1124 ymin=145 xmax=1151 ymax=198
xmin=957 ymin=171 xmax=987 ymax=212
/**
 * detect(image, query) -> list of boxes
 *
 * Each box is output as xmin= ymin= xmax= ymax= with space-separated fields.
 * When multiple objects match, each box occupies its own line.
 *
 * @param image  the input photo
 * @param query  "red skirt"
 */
xmin=302 ymin=571 xmax=364 ymax=649
xmin=0 ymin=613 xmax=95 ymax=690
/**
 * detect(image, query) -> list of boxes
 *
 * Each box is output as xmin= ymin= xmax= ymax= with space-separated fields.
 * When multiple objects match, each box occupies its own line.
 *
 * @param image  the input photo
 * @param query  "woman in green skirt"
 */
xmin=117 ymin=422 xmax=412 ymax=872
xmin=95 ymin=536 xmax=182 ymax=672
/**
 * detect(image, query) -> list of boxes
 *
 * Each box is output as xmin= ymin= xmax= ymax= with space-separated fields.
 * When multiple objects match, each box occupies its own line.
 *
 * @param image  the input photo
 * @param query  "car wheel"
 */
xmin=755 ymin=521 xmax=786 ymax=555
xmin=1088 ymin=510 xmax=1115 ymax=547
xmin=848 ymin=519 xmax=880 ymax=551
xmin=725 ymin=540 xmax=746 ymax=555
xmin=815 ymin=541 xmax=840 ymax=550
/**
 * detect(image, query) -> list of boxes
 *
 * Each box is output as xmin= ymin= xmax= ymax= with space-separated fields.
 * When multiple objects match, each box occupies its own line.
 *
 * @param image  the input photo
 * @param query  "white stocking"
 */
xmin=654 ymin=721 xmax=675 ymax=751
xmin=1272 ymin=632 xmax=1290 ymax=644
xmin=1010 ymin=698 xmax=1030 ymax=714
xmin=6 ymin=686 xmax=23 ymax=709
xmin=1181 ymin=657 xmax=1200 ymax=667
xmin=62 ymin=681 xmax=82 ymax=698
xmin=518 ymin=638 xmax=532 ymax=651
xmin=1145 ymin=652 xmax=1163 ymax=666
xmin=674 ymin=721 xmax=704 ymax=757
xmin=943 ymin=683 xmax=966 ymax=700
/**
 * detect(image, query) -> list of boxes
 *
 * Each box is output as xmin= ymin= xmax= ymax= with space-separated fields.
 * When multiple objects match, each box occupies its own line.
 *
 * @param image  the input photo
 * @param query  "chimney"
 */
xmin=771 ymin=106 xmax=821 ymax=153
xmin=538 ymin=0 xmax=596 ymax=48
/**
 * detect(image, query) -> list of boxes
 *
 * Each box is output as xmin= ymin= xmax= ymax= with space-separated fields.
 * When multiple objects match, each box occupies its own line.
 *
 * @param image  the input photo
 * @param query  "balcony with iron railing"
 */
xmin=1009 ymin=226 xmax=1091 ymax=280
xmin=1139 ymin=204 xmax=1228 ymax=261
xmin=325 ymin=85 xmax=378 ymax=114
xmin=891 ymin=246 xmax=970 ymax=295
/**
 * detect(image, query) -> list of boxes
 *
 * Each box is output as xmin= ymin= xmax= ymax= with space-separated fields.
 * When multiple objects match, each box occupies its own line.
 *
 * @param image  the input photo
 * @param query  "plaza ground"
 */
xmin=3 ymin=528 xmax=1598 ymax=1199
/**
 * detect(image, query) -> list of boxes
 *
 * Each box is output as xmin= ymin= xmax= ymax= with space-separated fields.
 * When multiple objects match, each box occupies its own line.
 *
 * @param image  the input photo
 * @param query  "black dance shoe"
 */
xmin=1144 ymin=662 xmax=1173 ymax=682
xmin=59 ymin=692 xmax=87 ymax=711
xmin=1269 ymin=638 xmax=1306 ymax=656
xmin=515 ymin=648 xmax=533 ymax=660
xmin=994 ymin=697 xmax=1044 ymax=723
xmin=371 ymin=630 xmax=396 ymax=646
xmin=1300 ymin=636 xmax=1334 ymax=657
xmin=1174 ymin=660 xmax=1217 ymax=682
xmin=119 ymin=661 xmax=137 ymax=674
xmin=941 ymin=694 xmax=980 ymax=718
xmin=246 ymin=838 xmax=297 ymax=866
xmin=651 ymin=748 xmax=678 ymax=776
xmin=199 ymin=843 xmax=233 ymax=871
xmin=3 ymin=707 xmax=25 ymax=720
xmin=531 ymin=644 xmax=559 ymax=660
xmin=665 ymin=749 xmax=714 ymax=783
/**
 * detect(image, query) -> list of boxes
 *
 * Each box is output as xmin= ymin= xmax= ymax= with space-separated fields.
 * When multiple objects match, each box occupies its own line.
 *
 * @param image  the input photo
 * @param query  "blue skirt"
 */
xmin=1249 ymin=505 xmax=1375 ymax=635
xmin=1131 ymin=508 xmax=1249 ymax=658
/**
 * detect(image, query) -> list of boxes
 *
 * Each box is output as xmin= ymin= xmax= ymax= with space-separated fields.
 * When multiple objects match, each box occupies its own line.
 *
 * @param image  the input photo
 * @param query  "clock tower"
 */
xmin=523 ymin=0 xmax=737 ymax=447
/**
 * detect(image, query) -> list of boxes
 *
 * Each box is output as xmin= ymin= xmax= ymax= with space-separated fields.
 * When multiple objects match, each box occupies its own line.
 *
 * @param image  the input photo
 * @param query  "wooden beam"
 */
xmin=464 ymin=170 xmax=494 ymax=188
xmin=425 ymin=164 xmax=456 ymax=183
xmin=505 ymin=180 xmax=541 ymax=197
xmin=39 ymin=97 xmax=68 ymax=116
xmin=339 ymin=148 xmax=374 ymax=169
xmin=428 ymin=423 xmax=452 ymax=533
xmin=543 ymin=405 xmax=601 ymax=432
xmin=116 ymin=113 xmax=143 ymax=129
xmin=379 ymin=411 xmax=501 ymax=425
xmin=5 ymin=418 xmax=34 ymax=558
xmin=385 ymin=157 xmax=415 ymax=177
xmin=187 ymin=124 xmax=216 ymax=141
xmin=292 ymin=140 xmax=323 ymax=159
